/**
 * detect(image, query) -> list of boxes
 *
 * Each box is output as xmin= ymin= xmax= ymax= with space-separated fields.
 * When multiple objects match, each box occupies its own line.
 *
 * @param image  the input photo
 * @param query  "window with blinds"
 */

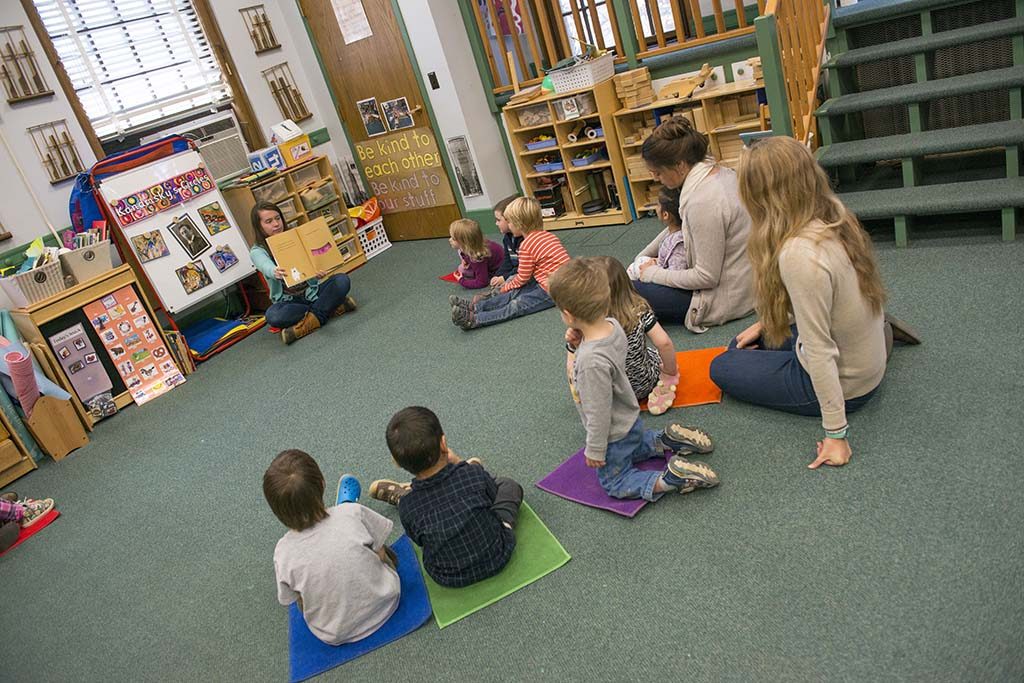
xmin=33 ymin=0 xmax=231 ymax=140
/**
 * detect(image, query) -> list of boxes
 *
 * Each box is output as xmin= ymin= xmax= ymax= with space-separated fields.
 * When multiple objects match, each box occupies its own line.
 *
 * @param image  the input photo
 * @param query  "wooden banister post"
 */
xmin=754 ymin=12 xmax=793 ymax=137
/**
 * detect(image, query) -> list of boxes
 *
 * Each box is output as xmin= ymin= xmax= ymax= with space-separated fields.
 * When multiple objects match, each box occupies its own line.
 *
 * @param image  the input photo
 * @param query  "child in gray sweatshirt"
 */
xmin=549 ymin=258 xmax=720 ymax=501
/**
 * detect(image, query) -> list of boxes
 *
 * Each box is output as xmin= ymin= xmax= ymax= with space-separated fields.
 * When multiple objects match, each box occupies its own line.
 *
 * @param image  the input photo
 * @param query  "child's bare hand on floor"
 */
xmin=585 ymin=457 xmax=603 ymax=468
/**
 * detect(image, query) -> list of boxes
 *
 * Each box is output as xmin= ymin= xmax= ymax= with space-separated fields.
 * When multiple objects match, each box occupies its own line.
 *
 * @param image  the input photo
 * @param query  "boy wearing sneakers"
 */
xmin=371 ymin=406 xmax=523 ymax=588
xmin=548 ymin=258 xmax=720 ymax=500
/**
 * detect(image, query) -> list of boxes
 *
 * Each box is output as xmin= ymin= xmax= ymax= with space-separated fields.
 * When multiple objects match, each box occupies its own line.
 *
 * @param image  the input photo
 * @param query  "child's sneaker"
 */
xmin=449 ymin=294 xmax=470 ymax=310
xmin=336 ymin=474 xmax=361 ymax=505
xmin=466 ymin=457 xmax=482 ymax=466
xmin=0 ymin=491 xmax=17 ymax=502
xmin=20 ymin=498 xmax=54 ymax=528
xmin=369 ymin=480 xmax=411 ymax=507
xmin=451 ymin=305 xmax=476 ymax=330
xmin=657 ymin=424 xmax=713 ymax=456
xmin=662 ymin=457 xmax=719 ymax=493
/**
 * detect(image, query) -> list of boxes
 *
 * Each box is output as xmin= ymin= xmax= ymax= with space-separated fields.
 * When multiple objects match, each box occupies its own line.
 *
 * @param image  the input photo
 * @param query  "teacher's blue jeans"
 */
xmin=633 ymin=281 xmax=693 ymax=324
xmin=709 ymin=326 xmax=878 ymax=418
xmin=266 ymin=273 xmax=351 ymax=328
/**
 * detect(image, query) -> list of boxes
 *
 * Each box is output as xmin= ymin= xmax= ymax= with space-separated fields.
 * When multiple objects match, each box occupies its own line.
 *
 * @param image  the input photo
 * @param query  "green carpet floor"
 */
xmin=2 ymin=218 xmax=1022 ymax=681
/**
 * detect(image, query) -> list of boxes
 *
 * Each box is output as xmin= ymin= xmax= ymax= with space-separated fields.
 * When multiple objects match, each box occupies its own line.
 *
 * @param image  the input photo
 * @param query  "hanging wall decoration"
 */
xmin=239 ymin=5 xmax=280 ymax=54
xmin=0 ymin=26 xmax=52 ymax=103
xmin=261 ymin=63 xmax=311 ymax=122
xmin=28 ymin=120 xmax=84 ymax=184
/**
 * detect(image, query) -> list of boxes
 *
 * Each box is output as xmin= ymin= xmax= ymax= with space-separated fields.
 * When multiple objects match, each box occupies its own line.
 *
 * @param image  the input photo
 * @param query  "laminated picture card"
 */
xmin=266 ymin=217 xmax=345 ymax=286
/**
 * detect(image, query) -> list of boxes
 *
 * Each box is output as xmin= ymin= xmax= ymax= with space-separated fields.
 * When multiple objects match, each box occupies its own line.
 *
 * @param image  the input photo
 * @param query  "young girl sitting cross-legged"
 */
xmin=449 ymin=197 xmax=569 ymax=330
xmin=448 ymin=218 xmax=504 ymax=289
xmin=249 ymin=201 xmax=358 ymax=345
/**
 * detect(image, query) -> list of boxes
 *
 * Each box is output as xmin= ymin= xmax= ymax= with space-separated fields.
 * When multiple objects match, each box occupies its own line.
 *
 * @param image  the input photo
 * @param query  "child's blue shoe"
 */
xmin=662 ymin=457 xmax=719 ymax=494
xmin=656 ymin=424 xmax=714 ymax=456
xmin=336 ymin=474 xmax=361 ymax=505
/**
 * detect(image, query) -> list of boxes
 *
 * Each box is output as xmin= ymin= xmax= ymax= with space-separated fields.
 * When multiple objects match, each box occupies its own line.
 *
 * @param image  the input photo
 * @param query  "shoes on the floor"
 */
xmin=646 ymin=373 xmax=679 ymax=416
xmin=656 ymin=424 xmax=713 ymax=456
xmin=282 ymin=312 xmax=321 ymax=345
xmin=451 ymin=305 xmax=475 ymax=330
xmin=332 ymin=295 xmax=358 ymax=318
xmin=0 ymin=491 xmax=17 ymax=503
xmin=466 ymin=457 xmax=482 ymax=466
xmin=20 ymin=498 xmax=54 ymax=528
xmin=336 ymin=474 xmax=361 ymax=505
xmin=662 ymin=457 xmax=719 ymax=494
xmin=449 ymin=294 xmax=471 ymax=310
xmin=885 ymin=313 xmax=922 ymax=345
xmin=369 ymin=480 xmax=411 ymax=507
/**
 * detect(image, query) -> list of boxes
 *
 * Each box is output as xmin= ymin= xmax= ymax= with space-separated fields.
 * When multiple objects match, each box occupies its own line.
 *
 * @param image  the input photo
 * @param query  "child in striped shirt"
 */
xmin=450 ymin=197 xmax=569 ymax=330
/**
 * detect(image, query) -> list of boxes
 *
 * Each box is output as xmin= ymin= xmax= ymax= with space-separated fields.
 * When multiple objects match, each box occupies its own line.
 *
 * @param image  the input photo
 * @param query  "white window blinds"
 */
xmin=33 ymin=0 xmax=231 ymax=140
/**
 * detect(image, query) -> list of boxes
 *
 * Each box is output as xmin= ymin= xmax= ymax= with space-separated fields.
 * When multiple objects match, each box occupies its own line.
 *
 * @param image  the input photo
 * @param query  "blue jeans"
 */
xmin=598 ymin=417 xmax=666 ymax=501
xmin=473 ymin=279 xmax=554 ymax=327
xmin=633 ymin=281 xmax=692 ymax=324
xmin=265 ymin=273 xmax=351 ymax=327
xmin=709 ymin=326 xmax=879 ymax=418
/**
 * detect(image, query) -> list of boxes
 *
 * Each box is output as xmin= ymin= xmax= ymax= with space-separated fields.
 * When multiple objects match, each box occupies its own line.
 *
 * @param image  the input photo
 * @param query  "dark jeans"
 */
xmin=266 ymin=273 xmax=351 ymax=327
xmin=633 ymin=281 xmax=693 ymax=324
xmin=709 ymin=326 xmax=879 ymax=418
xmin=0 ymin=520 xmax=19 ymax=553
xmin=491 ymin=477 xmax=524 ymax=529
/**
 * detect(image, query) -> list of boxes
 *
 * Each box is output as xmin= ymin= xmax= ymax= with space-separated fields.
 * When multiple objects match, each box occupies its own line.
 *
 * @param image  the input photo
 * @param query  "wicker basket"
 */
xmin=548 ymin=53 xmax=615 ymax=93
xmin=0 ymin=260 xmax=66 ymax=308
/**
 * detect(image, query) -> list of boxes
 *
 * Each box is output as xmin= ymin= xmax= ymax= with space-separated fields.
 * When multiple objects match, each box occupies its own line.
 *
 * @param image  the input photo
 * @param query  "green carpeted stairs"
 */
xmin=815 ymin=0 xmax=1024 ymax=246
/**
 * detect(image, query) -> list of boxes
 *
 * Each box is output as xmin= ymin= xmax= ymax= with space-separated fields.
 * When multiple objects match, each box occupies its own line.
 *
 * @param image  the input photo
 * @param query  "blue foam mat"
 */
xmin=287 ymin=536 xmax=432 ymax=682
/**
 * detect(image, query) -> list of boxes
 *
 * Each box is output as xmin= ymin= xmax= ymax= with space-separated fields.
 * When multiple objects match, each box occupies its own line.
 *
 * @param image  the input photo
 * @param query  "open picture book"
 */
xmin=266 ymin=217 xmax=345 ymax=286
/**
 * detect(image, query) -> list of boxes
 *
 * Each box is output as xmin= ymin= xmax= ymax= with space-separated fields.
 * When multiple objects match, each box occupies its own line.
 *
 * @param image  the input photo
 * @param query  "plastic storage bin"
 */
xmin=549 ymin=53 xmax=614 ymax=92
xmin=553 ymin=92 xmax=597 ymax=121
xmin=277 ymin=196 xmax=300 ymax=221
xmin=311 ymin=200 xmax=344 ymax=227
xmin=252 ymin=177 xmax=288 ymax=203
xmin=59 ymin=240 xmax=113 ymax=285
xmin=0 ymin=260 xmax=66 ymax=308
xmin=525 ymin=138 xmax=557 ymax=151
xmin=299 ymin=180 xmax=338 ymax=211
xmin=515 ymin=103 xmax=552 ymax=128
xmin=356 ymin=218 xmax=392 ymax=260
xmin=533 ymin=160 xmax=565 ymax=173
xmin=290 ymin=164 xmax=321 ymax=190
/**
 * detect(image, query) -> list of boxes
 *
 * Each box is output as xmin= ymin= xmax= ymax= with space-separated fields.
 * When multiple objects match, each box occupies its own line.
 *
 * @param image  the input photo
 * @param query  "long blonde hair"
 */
xmin=590 ymin=256 xmax=649 ymax=333
xmin=738 ymin=136 xmax=886 ymax=347
xmin=449 ymin=219 xmax=489 ymax=261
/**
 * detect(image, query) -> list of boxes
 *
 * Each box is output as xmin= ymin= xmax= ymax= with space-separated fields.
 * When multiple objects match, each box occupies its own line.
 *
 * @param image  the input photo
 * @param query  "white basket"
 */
xmin=356 ymin=218 xmax=392 ymax=260
xmin=548 ymin=53 xmax=615 ymax=93
xmin=0 ymin=260 xmax=67 ymax=308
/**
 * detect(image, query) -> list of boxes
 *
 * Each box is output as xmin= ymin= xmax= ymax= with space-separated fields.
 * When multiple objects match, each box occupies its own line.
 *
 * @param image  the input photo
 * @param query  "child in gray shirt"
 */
xmin=264 ymin=450 xmax=400 ymax=645
xmin=549 ymin=258 xmax=721 ymax=501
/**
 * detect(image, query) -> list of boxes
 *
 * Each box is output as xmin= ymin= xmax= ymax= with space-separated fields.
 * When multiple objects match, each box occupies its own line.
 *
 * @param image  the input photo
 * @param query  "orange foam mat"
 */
xmin=640 ymin=347 xmax=727 ymax=410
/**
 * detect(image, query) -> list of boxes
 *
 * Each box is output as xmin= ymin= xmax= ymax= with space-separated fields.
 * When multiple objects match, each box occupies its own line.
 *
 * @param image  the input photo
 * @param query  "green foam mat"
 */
xmin=413 ymin=502 xmax=570 ymax=629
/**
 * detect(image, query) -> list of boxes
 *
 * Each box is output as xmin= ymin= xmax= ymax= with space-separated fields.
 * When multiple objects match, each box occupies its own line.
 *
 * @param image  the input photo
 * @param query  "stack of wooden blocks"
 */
xmin=613 ymin=68 xmax=655 ymax=109
xmin=621 ymin=113 xmax=658 ymax=146
xmin=747 ymin=57 xmax=763 ymax=82
xmin=625 ymin=154 xmax=649 ymax=179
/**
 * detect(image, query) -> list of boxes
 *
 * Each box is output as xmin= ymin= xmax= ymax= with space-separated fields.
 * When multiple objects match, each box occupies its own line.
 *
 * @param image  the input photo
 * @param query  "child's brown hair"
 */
xmin=494 ymin=194 xmax=519 ymax=215
xmin=589 ymin=256 xmax=649 ymax=333
xmin=502 ymin=197 xmax=543 ymax=234
xmin=547 ymin=257 xmax=609 ymax=324
xmin=263 ymin=449 xmax=328 ymax=531
xmin=657 ymin=186 xmax=681 ymax=227
xmin=449 ymin=219 xmax=489 ymax=261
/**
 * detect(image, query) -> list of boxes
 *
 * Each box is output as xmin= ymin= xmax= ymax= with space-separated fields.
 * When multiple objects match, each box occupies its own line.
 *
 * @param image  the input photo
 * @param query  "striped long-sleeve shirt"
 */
xmin=500 ymin=230 xmax=569 ymax=293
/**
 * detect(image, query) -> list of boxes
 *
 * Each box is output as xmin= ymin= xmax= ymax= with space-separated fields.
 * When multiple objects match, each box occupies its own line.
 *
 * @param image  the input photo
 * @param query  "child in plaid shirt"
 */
xmin=371 ymin=406 xmax=523 ymax=588
xmin=0 ymin=492 xmax=54 ymax=552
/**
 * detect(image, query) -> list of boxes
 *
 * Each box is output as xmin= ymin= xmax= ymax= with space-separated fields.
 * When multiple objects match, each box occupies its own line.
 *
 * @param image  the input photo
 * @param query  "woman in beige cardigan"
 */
xmin=631 ymin=118 xmax=754 ymax=332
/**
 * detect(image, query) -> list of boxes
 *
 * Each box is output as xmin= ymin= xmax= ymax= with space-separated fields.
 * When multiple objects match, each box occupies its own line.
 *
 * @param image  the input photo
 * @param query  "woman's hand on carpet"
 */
xmin=808 ymin=438 xmax=852 ymax=469
xmin=735 ymin=321 xmax=764 ymax=349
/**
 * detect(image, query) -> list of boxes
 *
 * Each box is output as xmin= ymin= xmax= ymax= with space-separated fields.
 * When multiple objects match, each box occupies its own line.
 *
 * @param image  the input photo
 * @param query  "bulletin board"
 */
xmin=95 ymin=150 xmax=256 ymax=314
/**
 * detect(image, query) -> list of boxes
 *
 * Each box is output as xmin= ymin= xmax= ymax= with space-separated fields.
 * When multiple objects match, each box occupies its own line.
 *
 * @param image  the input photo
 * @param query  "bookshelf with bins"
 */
xmin=613 ymin=81 xmax=765 ymax=216
xmin=502 ymin=79 xmax=631 ymax=230
xmin=222 ymin=155 xmax=367 ymax=273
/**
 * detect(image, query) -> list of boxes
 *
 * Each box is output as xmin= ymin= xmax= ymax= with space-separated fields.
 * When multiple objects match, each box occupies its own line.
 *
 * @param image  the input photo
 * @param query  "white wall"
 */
xmin=396 ymin=0 xmax=517 ymax=213
xmin=208 ymin=1 xmax=362 ymax=191
xmin=0 ymin=4 xmax=98 ymax=246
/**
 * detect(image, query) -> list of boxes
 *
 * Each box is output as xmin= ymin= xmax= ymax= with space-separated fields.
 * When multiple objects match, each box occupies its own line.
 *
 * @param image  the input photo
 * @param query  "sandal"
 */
xmin=335 ymin=474 xmax=361 ymax=505
xmin=646 ymin=373 xmax=679 ymax=415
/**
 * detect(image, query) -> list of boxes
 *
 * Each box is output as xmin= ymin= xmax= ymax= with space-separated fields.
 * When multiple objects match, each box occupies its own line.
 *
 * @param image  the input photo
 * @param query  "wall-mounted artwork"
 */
xmin=356 ymin=97 xmax=386 ymax=137
xmin=0 ymin=26 xmax=52 ymax=103
xmin=28 ymin=120 xmax=84 ymax=184
xmin=261 ymin=62 xmax=311 ymax=122
xmin=239 ymin=5 xmax=280 ymax=54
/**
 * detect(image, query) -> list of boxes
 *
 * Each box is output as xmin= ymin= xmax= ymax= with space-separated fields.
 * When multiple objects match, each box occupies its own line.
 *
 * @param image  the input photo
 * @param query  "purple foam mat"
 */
xmin=536 ymin=448 xmax=667 ymax=517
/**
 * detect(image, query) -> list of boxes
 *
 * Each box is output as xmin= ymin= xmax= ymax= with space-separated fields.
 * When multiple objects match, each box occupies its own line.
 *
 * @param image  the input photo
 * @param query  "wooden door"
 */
xmin=298 ymin=0 xmax=461 ymax=241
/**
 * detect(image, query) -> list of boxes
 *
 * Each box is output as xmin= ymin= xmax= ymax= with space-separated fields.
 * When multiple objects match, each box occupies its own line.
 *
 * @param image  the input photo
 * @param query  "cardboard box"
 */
xmin=277 ymin=134 xmax=313 ymax=167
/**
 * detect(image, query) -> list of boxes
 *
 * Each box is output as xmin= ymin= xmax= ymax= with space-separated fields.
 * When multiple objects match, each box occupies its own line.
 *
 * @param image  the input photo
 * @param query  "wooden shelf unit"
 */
xmin=222 ymin=156 xmax=367 ymax=274
xmin=0 ymin=407 xmax=37 ymax=489
xmin=613 ymin=81 xmax=765 ymax=217
xmin=502 ymin=80 xmax=632 ymax=231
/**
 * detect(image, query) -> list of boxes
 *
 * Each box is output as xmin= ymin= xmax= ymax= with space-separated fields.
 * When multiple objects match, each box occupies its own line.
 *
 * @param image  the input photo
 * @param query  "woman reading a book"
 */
xmin=630 ymin=117 xmax=754 ymax=332
xmin=249 ymin=201 xmax=357 ymax=345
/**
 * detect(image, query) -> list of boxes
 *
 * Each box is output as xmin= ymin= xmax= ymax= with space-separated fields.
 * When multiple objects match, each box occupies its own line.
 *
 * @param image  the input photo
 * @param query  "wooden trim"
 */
xmin=19 ymin=0 xmax=103 ymax=159
xmin=192 ymin=0 xmax=267 ymax=150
